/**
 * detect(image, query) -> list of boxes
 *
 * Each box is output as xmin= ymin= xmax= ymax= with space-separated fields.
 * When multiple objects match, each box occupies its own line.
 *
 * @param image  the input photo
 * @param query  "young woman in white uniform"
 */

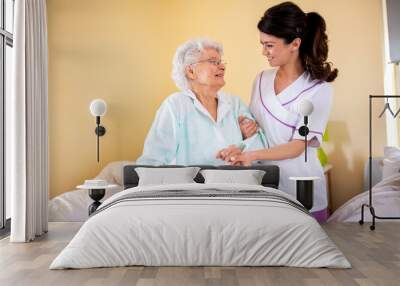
xmin=218 ymin=2 xmax=338 ymax=222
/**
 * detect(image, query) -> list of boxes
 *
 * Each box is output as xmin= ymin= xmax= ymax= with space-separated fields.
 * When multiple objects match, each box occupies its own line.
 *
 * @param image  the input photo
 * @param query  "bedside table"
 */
xmin=77 ymin=183 xmax=118 ymax=215
xmin=323 ymin=164 xmax=333 ymax=214
xmin=289 ymin=176 xmax=320 ymax=210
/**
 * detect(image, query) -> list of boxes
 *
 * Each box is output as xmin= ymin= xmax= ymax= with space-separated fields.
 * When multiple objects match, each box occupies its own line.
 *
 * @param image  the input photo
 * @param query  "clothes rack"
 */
xmin=359 ymin=95 xmax=400 ymax=230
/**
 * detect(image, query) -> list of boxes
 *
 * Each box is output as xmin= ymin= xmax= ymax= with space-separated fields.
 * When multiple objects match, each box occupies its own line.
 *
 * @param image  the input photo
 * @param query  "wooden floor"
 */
xmin=0 ymin=222 xmax=399 ymax=286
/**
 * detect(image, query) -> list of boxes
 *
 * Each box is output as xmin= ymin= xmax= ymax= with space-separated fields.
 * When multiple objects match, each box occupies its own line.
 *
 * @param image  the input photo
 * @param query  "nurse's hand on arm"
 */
xmin=229 ymin=139 xmax=307 ymax=165
xmin=239 ymin=116 xmax=258 ymax=139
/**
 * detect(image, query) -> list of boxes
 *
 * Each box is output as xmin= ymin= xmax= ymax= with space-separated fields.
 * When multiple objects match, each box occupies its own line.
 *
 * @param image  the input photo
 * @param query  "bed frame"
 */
xmin=123 ymin=165 xmax=280 ymax=190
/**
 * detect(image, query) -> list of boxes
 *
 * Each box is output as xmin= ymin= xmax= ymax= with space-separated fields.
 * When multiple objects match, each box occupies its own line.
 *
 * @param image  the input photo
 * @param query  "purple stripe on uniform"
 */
xmin=282 ymin=81 xmax=323 ymax=106
xmin=258 ymin=71 xmax=323 ymax=136
xmin=259 ymin=71 xmax=297 ymax=130
xmin=311 ymin=208 xmax=329 ymax=223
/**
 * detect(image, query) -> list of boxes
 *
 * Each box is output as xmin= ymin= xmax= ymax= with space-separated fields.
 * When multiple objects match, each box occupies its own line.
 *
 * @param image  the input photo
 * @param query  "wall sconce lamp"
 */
xmin=291 ymin=99 xmax=318 ymax=211
xmin=89 ymin=99 xmax=107 ymax=162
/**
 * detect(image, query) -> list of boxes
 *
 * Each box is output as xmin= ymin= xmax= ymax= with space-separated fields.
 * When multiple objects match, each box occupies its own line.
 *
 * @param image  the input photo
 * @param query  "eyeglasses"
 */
xmin=192 ymin=58 xmax=227 ymax=66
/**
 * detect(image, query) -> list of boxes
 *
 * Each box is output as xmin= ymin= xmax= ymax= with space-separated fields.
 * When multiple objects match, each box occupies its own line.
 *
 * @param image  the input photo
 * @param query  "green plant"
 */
xmin=317 ymin=128 xmax=329 ymax=167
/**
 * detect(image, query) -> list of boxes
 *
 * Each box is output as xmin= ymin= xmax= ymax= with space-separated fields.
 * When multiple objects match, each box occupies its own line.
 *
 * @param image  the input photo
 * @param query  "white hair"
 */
xmin=171 ymin=38 xmax=223 ymax=91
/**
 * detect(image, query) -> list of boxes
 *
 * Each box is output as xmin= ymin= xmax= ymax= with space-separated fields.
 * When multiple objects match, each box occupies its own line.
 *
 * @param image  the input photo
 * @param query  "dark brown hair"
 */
xmin=257 ymin=2 xmax=338 ymax=82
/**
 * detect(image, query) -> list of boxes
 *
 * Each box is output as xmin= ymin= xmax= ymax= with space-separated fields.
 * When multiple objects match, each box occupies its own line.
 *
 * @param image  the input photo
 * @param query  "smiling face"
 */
xmin=186 ymin=48 xmax=226 ymax=91
xmin=260 ymin=32 xmax=301 ymax=67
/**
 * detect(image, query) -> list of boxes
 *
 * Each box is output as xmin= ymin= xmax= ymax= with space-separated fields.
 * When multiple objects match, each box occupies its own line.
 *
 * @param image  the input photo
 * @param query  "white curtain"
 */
xmin=382 ymin=0 xmax=400 ymax=146
xmin=9 ymin=0 xmax=49 ymax=242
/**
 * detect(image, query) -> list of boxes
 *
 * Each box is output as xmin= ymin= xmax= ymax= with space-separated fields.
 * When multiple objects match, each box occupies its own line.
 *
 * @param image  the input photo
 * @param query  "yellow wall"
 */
xmin=47 ymin=0 xmax=386 ymax=210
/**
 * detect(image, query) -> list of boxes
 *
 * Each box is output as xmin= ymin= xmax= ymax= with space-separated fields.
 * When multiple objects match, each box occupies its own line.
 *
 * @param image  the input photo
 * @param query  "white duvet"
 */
xmin=50 ymin=183 xmax=350 ymax=269
xmin=329 ymin=172 xmax=400 ymax=222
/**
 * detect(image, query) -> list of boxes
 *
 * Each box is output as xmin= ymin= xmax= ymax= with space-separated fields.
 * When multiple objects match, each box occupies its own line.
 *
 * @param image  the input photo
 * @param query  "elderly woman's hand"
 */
xmin=239 ymin=116 xmax=258 ymax=139
xmin=216 ymin=145 xmax=242 ymax=162
xmin=228 ymin=152 xmax=254 ymax=166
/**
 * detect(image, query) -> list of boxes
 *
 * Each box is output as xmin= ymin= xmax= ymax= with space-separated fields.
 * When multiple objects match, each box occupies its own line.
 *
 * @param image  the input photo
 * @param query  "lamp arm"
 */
xmin=298 ymin=116 xmax=310 ymax=162
xmin=97 ymin=128 xmax=100 ymax=162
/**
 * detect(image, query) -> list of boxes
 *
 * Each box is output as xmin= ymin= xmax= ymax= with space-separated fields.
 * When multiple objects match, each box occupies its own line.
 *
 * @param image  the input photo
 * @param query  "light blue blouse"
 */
xmin=137 ymin=90 xmax=266 ymax=165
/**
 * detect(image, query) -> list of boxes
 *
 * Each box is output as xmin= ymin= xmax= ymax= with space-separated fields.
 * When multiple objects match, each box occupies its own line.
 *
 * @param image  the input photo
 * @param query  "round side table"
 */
xmin=77 ymin=184 xmax=118 ymax=215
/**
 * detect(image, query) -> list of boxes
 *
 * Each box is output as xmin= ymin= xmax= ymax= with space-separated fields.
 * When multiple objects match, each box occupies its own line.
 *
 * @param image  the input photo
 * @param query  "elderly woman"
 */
xmin=137 ymin=38 xmax=265 ymax=165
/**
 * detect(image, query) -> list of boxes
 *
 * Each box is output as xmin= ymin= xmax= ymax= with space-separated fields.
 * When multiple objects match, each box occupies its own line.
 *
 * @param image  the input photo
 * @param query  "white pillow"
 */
xmin=382 ymin=158 xmax=400 ymax=179
xmin=96 ymin=160 xmax=136 ymax=186
xmin=384 ymin=146 xmax=400 ymax=160
xmin=382 ymin=146 xmax=400 ymax=179
xmin=135 ymin=167 xmax=200 ymax=186
xmin=200 ymin=169 xmax=266 ymax=185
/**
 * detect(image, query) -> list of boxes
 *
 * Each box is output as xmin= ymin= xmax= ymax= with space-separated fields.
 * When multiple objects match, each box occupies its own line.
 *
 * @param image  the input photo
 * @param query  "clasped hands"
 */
xmin=216 ymin=116 xmax=258 ymax=166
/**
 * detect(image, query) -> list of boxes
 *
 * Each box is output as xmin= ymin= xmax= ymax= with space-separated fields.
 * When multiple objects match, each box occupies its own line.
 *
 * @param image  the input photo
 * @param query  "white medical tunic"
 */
xmin=137 ymin=90 xmax=266 ymax=166
xmin=250 ymin=69 xmax=333 ymax=212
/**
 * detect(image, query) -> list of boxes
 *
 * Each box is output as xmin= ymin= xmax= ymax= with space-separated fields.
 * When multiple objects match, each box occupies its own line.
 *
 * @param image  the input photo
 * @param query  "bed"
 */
xmin=48 ymin=161 xmax=133 ymax=222
xmin=50 ymin=165 xmax=350 ymax=269
xmin=329 ymin=157 xmax=400 ymax=222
